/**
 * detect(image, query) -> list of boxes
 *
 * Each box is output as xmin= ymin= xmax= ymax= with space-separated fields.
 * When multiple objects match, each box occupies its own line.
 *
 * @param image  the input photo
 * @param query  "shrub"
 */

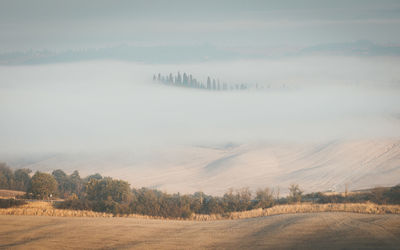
xmin=28 ymin=172 xmax=58 ymax=199
xmin=386 ymin=185 xmax=400 ymax=204
xmin=0 ymin=198 xmax=27 ymax=208
xmin=288 ymin=184 xmax=303 ymax=203
xmin=254 ymin=187 xmax=275 ymax=208
xmin=56 ymin=197 xmax=93 ymax=211
xmin=86 ymin=177 xmax=131 ymax=203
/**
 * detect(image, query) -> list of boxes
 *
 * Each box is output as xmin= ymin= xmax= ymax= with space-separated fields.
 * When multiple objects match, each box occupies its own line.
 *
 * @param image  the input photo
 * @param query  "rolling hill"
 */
xmin=4 ymin=138 xmax=400 ymax=195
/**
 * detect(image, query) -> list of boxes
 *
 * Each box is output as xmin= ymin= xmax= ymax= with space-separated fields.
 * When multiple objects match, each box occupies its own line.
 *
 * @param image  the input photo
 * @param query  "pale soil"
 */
xmin=1 ymin=213 xmax=400 ymax=249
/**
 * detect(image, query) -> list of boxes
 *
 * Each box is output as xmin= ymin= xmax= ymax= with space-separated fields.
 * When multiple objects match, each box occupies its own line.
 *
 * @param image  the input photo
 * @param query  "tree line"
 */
xmin=59 ymin=183 xmax=282 ymax=218
xmin=1 ymin=163 xmax=399 ymax=218
xmin=0 ymin=163 xmax=31 ymax=192
xmin=153 ymin=72 xmax=252 ymax=91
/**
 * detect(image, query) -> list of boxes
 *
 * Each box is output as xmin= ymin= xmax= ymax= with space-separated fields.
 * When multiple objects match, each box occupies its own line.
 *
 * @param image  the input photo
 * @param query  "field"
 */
xmin=1 ymin=213 xmax=400 ymax=249
xmin=7 ymin=139 xmax=400 ymax=196
xmin=0 ymin=189 xmax=25 ymax=199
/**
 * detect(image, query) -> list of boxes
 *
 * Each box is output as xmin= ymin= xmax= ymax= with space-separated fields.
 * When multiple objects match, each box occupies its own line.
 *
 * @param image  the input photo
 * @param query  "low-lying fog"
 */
xmin=1 ymin=56 xmax=400 ymax=193
xmin=1 ymin=56 xmax=399 ymax=155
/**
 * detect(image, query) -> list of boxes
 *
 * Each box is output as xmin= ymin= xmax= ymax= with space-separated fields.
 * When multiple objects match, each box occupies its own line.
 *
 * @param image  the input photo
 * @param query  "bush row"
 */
xmin=0 ymin=198 xmax=27 ymax=208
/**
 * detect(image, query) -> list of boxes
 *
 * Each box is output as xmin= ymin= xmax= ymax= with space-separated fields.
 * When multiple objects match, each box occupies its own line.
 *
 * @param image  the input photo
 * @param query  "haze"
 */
xmin=0 ymin=0 xmax=399 ymax=194
xmin=1 ymin=0 xmax=400 ymax=52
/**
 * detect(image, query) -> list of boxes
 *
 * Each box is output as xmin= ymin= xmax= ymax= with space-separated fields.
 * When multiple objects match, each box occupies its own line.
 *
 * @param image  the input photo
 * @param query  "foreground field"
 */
xmin=1 ymin=213 xmax=400 ymax=249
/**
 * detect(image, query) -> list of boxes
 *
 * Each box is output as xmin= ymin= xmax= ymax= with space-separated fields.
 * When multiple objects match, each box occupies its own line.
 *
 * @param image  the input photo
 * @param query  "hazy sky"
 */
xmin=1 ymin=0 xmax=400 ymax=52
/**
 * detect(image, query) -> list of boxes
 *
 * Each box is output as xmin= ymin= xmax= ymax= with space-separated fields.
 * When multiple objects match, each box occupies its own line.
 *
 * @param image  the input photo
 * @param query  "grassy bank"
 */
xmin=1 ymin=200 xmax=399 ymax=221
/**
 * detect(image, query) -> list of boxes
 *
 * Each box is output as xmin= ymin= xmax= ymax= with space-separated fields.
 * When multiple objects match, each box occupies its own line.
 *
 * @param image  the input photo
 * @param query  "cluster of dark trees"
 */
xmin=1 ymin=163 xmax=400 ymax=218
xmin=303 ymin=186 xmax=400 ymax=205
xmin=153 ymin=72 xmax=250 ymax=91
xmin=0 ymin=163 xmax=99 ymax=200
xmin=0 ymin=163 xmax=31 ymax=192
xmin=0 ymin=198 xmax=26 ymax=208
xmin=41 ymin=179 xmax=400 ymax=218
xmin=58 ymin=185 xmax=279 ymax=218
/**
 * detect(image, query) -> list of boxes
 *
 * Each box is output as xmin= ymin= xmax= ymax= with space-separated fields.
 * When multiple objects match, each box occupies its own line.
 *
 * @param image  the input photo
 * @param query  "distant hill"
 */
xmin=1 ymin=41 xmax=399 ymax=65
xmin=4 ymin=138 xmax=400 ymax=196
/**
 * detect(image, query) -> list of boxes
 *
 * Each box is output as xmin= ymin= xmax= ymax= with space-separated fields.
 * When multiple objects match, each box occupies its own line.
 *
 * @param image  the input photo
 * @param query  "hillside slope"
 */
xmin=4 ymin=138 xmax=400 ymax=195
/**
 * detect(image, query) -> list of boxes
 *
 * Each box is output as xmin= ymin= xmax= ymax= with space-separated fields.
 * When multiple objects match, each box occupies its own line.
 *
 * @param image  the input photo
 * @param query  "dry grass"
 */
xmin=0 ymin=189 xmax=25 ymax=199
xmin=0 ymin=201 xmax=177 ymax=219
xmin=2 ymin=213 xmax=400 ymax=249
xmin=1 ymin=201 xmax=399 ymax=221
xmin=225 ymin=202 xmax=400 ymax=220
xmin=2 ymin=201 xmax=400 ymax=249
xmin=190 ymin=203 xmax=400 ymax=221
xmin=0 ymin=201 xmax=113 ymax=217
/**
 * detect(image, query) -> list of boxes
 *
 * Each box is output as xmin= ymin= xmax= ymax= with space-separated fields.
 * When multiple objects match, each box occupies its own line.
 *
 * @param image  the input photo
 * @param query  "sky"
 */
xmin=1 ymin=0 xmax=400 ymax=53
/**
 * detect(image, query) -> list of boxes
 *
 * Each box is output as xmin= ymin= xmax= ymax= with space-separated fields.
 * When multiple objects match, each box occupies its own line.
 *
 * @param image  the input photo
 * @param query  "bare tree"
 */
xmin=288 ymin=184 xmax=303 ymax=203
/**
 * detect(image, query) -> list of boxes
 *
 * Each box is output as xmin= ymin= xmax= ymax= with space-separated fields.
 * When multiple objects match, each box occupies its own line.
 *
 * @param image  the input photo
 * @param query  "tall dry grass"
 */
xmin=0 ymin=189 xmax=25 ymax=199
xmin=1 ymin=201 xmax=399 ymax=220
xmin=0 ymin=201 xmax=113 ymax=217
xmin=224 ymin=203 xmax=400 ymax=220
xmin=191 ymin=203 xmax=400 ymax=221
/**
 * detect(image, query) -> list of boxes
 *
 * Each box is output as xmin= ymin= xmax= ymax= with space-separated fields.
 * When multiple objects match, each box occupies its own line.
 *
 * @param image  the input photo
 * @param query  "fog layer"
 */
xmin=1 ymin=56 xmax=399 ymax=155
